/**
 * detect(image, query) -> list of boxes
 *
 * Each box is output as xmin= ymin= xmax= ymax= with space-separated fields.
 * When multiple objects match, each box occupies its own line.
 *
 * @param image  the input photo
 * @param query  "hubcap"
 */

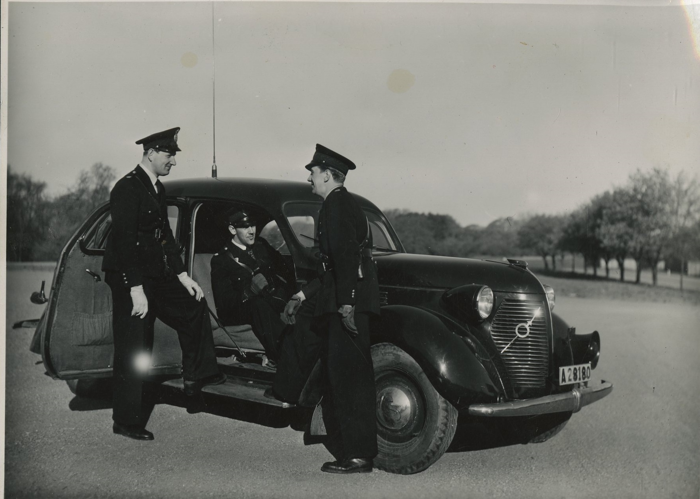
xmin=375 ymin=372 xmax=426 ymax=443
xmin=377 ymin=386 xmax=414 ymax=431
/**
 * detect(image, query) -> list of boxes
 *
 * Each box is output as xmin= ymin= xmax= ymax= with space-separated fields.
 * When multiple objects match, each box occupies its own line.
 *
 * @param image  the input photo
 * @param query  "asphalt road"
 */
xmin=4 ymin=269 xmax=700 ymax=498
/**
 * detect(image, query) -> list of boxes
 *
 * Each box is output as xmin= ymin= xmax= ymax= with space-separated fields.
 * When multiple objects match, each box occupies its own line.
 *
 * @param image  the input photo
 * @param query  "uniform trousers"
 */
xmin=241 ymin=294 xmax=288 ymax=361
xmin=106 ymin=271 xmax=220 ymax=426
xmin=274 ymin=303 xmax=378 ymax=460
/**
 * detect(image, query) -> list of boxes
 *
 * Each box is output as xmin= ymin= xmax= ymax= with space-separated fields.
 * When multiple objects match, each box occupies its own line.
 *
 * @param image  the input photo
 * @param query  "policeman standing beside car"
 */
xmin=102 ymin=127 xmax=225 ymax=441
xmin=280 ymin=144 xmax=380 ymax=474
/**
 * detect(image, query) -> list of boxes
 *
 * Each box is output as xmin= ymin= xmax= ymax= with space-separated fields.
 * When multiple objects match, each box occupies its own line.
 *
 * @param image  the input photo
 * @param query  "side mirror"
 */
xmin=30 ymin=281 xmax=49 ymax=305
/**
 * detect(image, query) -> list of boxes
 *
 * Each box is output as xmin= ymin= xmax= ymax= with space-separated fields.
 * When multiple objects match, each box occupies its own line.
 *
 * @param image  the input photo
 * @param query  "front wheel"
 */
xmin=372 ymin=343 xmax=458 ymax=474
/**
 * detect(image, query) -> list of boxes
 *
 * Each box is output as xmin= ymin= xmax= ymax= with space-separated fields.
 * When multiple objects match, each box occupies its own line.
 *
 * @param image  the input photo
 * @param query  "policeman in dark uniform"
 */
xmin=210 ymin=210 xmax=295 ymax=363
xmin=102 ymin=127 xmax=225 ymax=441
xmin=278 ymin=144 xmax=380 ymax=474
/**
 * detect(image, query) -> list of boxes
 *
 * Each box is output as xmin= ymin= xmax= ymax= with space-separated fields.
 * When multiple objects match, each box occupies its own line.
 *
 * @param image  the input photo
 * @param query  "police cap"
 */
xmin=305 ymin=144 xmax=356 ymax=175
xmin=228 ymin=210 xmax=255 ymax=229
xmin=136 ymin=127 xmax=182 ymax=154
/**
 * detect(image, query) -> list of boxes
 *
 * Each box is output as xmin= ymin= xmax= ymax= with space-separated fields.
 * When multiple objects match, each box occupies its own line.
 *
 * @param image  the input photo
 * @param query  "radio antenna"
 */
xmin=211 ymin=1 xmax=218 ymax=178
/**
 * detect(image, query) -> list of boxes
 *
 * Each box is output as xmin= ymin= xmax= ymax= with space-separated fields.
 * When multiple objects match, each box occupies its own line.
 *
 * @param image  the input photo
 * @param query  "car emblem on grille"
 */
xmin=500 ymin=307 xmax=541 ymax=354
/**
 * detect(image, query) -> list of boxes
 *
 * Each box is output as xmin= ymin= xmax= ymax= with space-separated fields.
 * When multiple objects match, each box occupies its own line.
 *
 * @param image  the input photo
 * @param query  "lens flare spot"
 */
xmin=387 ymin=69 xmax=415 ymax=94
xmin=181 ymin=52 xmax=198 ymax=68
xmin=682 ymin=1 xmax=700 ymax=60
xmin=134 ymin=352 xmax=151 ymax=373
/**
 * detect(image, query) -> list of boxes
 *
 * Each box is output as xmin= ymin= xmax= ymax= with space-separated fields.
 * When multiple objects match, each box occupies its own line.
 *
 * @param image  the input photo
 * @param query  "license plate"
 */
xmin=559 ymin=363 xmax=591 ymax=385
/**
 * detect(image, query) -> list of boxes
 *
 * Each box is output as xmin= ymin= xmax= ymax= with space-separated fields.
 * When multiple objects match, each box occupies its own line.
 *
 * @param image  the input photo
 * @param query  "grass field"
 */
xmin=516 ymin=255 xmax=700 ymax=306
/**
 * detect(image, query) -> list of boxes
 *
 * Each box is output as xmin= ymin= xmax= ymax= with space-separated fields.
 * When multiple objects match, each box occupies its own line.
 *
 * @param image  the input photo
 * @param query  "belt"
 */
xmin=138 ymin=228 xmax=163 ymax=241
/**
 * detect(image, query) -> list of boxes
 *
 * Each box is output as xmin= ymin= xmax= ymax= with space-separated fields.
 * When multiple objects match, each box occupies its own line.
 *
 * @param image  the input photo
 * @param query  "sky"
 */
xmin=4 ymin=0 xmax=700 ymax=227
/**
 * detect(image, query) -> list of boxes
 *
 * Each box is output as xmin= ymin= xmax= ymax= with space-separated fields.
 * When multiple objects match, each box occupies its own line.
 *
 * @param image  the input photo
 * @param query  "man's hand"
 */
xmin=130 ymin=286 xmax=149 ymax=319
xmin=250 ymin=273 xmax=269 ymax=295
xmin=282 ymin=296 xmax=302 ymax=325
xmin=338 ymin=305 xmax=357 ymax=337
xmin=177 ymin=272 xmax=204 ymax=300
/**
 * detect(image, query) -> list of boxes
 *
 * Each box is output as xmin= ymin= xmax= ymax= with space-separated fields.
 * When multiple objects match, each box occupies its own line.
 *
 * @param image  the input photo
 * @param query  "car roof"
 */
xmin=163 ymin=177 xmax=381 ymax=212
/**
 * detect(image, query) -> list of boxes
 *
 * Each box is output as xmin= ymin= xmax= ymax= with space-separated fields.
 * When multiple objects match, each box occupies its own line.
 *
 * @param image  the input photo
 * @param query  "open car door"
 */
xmin=40 ymin=203 xmax=184 ymax=380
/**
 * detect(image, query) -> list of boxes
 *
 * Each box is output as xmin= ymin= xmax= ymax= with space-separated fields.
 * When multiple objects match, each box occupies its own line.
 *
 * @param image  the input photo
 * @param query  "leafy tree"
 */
xmin=517 ymin=214 xmax=564 ymax=271
xmin=664 ymin=171 xmax=700 ymax=289
xmin=589 ymin=193 xmax=615 ymax=278
xmin=6 ymin=166 xmax=49 ymax=261
xmin=626 ymin=168 xmax=674 ymax=285
xmin=35 ymin=163 xmax=116 ymax=260
xmin=597 ymin=187 xmax=636 ymax=282
xmin=478 ymin=218 xmax=521 ymax=257
xmin=385 ymin=209 xmax=463 ymax=255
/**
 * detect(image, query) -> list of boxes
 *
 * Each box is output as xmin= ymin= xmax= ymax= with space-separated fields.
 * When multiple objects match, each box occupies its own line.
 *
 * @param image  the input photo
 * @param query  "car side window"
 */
xmin=283 ymin=202 xmax=321 ymax=248
xmin=282 ymin=202 xmax=399 ymax=252
xmin=365 ymin=210 xmax=397 ymax=251
xmin=167 ymin=205 xmax=180 ymax=240
xmin=259 ymin=221 xmax=290 ymax=255
xmin=82 ymin=211 xmax=112 ymax=251
xmin=287 ymin=216 xmax=317 ymax=248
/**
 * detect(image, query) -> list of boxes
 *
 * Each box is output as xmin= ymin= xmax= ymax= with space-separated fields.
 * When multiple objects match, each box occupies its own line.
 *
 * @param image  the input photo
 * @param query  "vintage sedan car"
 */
xmin=30 ymin=176 xmax=612 ymax=474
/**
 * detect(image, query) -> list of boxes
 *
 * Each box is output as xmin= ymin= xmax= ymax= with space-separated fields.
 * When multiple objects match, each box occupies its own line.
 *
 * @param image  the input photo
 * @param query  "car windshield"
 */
xmin=283 ymin=202 xmax=400 ymax=252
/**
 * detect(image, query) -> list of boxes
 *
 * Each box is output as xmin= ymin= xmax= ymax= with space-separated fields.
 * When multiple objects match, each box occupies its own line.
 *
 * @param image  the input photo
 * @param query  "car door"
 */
xmin=41 ymin=203 xmax=185 ymax=380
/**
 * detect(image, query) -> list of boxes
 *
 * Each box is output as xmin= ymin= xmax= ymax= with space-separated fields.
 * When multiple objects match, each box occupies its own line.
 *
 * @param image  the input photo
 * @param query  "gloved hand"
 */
xmin=130 ymin=285 xmax=149 ymax=318
xmin=250 ymin=273 xmax=269 ymax=295
xmin=282 ymin=296 xmax=302 ymax=325
xmin=178 ymin=272 xmax=204 ymax=301
xmin=338 ymin=305 xmax=357 ymax=337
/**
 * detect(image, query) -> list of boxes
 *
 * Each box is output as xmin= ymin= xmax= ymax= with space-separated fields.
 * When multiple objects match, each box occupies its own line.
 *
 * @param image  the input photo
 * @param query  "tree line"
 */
xmin=385 ymin=168 xmax=700 ymax=287
xmin=6 ymin=163 xmax=116 ymax=262
xmin=7 ymin=164 xmax=700 ymax=289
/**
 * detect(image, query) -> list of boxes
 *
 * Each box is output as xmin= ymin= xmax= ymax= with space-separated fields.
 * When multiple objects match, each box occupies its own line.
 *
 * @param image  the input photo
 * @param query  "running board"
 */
xmin=161 ymin=376 xmax=296 ymax=409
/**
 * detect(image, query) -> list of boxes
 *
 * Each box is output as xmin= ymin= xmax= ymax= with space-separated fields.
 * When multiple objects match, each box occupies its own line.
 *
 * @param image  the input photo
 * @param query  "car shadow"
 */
xmin=156 ymin=386 xmax=295 ymax=429
xmin=66 ymin=378 xmax=304 ymax=430
xmin=68 ymin=396 xmax=113 ymax=412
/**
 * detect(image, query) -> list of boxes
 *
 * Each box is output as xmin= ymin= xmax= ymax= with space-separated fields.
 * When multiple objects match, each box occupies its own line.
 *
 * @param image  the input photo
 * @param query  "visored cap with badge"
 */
xmin=228 ymin=210 xmax=255 ymax=229
xmin=136 ymin=127 xmax=182 ymax=154
xmin=305 ymin=144 xmax=356 ymax=176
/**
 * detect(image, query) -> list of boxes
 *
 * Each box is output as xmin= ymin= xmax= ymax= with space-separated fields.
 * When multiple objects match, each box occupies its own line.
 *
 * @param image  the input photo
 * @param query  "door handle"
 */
xmin=85 ymin=269 xmax=102 ymax=282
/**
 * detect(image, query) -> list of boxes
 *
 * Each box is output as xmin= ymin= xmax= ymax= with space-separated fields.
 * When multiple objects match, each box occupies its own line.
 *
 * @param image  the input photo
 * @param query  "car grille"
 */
xmin=491 ymin=298 xmax=549 ymax=389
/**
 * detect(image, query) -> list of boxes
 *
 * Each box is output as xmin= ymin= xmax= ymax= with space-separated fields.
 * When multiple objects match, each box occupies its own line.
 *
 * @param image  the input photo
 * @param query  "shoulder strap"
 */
xmin=225 ymin=249 xmax=255 ymax=274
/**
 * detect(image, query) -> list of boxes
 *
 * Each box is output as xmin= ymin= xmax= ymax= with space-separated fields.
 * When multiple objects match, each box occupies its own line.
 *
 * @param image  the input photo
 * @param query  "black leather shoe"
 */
xmin=321 ymin=458 xmax=373 ymax=474
xmin=184 ymin=372 xmax=227 ymax=396
xmin=113 ymin=422 xmax=154 ymax=441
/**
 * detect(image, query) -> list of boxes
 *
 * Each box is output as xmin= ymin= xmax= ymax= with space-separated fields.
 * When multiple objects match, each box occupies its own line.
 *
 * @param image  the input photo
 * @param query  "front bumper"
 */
xmin=468 ymin=380 xmax=613 ymax=417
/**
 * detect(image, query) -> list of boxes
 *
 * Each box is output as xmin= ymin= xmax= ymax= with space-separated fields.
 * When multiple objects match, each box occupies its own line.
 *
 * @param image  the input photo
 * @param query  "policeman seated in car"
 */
xmin=210 ymin=210 xmax=294 ymax=366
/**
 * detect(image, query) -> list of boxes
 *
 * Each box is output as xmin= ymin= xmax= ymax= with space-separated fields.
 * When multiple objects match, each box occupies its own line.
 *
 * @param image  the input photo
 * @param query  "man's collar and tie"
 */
xmin=137 ymin=164 xmax=160 ymax=192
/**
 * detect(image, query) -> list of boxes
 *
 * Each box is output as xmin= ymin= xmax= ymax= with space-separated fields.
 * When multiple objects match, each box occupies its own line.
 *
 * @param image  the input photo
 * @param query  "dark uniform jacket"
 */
xmin=304 ymin=186 xmax=380 ymax=317
xmin=102 ymin=165 xmax=184 ymax=287
xmin=210 ymin=238 xmax=295 ymax=326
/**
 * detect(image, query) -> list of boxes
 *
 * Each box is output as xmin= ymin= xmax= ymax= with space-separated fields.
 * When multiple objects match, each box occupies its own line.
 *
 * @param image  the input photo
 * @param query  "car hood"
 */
xmin=375 ymin=253 xmax=544 ymax=294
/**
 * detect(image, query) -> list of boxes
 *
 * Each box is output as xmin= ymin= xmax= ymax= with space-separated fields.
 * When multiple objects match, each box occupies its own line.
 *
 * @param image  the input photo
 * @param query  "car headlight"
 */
xmin=476 ymin=286 xmax=494 ymax=319
xmin=544 ymin=284 xmax=555 ymax=311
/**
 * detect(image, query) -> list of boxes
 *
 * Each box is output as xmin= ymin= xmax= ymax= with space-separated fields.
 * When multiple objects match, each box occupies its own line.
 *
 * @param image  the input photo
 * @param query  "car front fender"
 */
xmin=372 ymin=305 xmax=503 ymax=409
